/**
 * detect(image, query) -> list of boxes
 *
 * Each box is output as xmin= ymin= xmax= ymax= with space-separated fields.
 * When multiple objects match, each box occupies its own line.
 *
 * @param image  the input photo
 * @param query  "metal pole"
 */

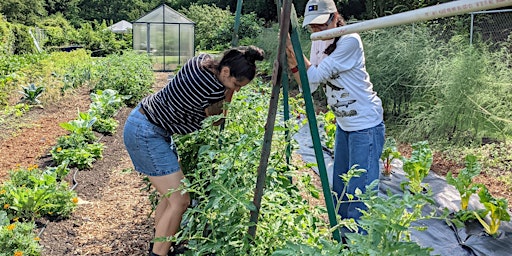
xmin=232 ymin=0 xmax=243 ymax=47
xmin=248 ymin=0 xmax=292 ymax=239
xmin=288 ymin=5 xmax=341 ymax=243
xmin=470 ymin=12 xmax=474 ymax=45
xmin=311 ymin=0 xmax=512 ymax=40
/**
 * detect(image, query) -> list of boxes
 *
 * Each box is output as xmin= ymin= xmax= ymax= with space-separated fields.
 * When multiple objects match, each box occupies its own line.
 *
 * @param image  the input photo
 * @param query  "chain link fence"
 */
xmin=470 ymin=9 xmax=512 ymax=46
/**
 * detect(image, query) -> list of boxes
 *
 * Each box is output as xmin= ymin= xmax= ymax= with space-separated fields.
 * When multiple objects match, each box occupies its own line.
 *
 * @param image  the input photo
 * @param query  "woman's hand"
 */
xmin=205 ymin=100 xmax=224 ymax=116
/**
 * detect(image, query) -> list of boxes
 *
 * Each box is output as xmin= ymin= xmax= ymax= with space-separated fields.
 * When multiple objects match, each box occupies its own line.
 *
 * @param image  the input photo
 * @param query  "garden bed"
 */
xmin=0 ymin=72 xmax=510 ymax=254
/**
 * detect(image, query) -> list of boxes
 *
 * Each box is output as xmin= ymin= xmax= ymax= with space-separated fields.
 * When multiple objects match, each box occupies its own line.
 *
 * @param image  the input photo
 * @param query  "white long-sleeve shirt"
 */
xmin=307 ymin=33 xmax=383 ymax=132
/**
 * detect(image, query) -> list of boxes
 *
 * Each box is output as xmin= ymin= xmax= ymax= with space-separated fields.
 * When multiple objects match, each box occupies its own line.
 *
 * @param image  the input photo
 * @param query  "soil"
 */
xmin=0 ymin=72 xmax=509 ymax=255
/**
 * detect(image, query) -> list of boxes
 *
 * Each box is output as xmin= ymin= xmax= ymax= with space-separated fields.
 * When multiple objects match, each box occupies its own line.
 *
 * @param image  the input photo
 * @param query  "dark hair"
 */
xmin=203 ymin=46 xmax=264 ymax=81
xmin=324 ymin=14 xmax=346 ymax=55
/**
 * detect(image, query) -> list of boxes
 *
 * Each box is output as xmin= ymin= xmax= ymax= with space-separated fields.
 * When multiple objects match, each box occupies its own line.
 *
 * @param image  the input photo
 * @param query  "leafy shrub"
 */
xmin=181 ymin=4 xmax=264 ymax=51
xmin=37 ymin=13 xmax=78 ymax=48
xmin=91 ymin=51 xmax=154 ymax=106
xmin=77 ymin=20 xmax=130 ymax=56
xmin=0 ymin=14 xmax=14 ymax=55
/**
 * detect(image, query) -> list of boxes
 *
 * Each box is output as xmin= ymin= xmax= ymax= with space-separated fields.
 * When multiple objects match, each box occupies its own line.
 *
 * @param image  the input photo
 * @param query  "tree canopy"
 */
xmin=0 ymin=0 xmax=453 ymax=28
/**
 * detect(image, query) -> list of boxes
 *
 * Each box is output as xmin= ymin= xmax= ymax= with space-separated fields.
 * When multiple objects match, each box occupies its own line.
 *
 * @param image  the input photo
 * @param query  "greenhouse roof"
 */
xmin=108 ymin=20 xmax=132 ymax=33
xmin=134 ymin=4 xmax=194 ymax=24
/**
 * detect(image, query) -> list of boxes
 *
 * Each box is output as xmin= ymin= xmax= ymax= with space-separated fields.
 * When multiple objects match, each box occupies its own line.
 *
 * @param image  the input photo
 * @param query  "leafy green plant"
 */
xmin=474 ymin=185 xmax=510 ymax=236
xmin=446 ymin=154 xmax=481 ymax=211
xmin=380 ymin=137 xmax=401 ymax=176
xmin=91 ymin=51 xmax=153 ymax=106
xmin=92 ymin=117 xmax=118 ymax=134
xmin=51 ymin=112 xmax=103 ymax=169
xmin=401 ymin=141 xmax=433 ymax=194
xmin=89 ymin=89 xmax=126 ymax=118
xmin=170 ymin=81 xmax=328 ymax=255
xmin=18 ymin=83 xmax=45 ymax=105
xmin=275 ymin=166 xmax=435 ymax=256
xmin=0 ymin=166 xmax=78 ymax=221
xmin=51 ymin=141 xmax=103 ymax=170
xmin=88 ymin=89 xmax=125 ymax=134
xmin=0 ymin=211 xmax=41 ymax=256
xmin=318 ymin=110 xmax=336 ymax=150
xmin=2 ymin=103 xmax=30 ymax=117
xmin=60 ymin=111 xmax=97 ymax=135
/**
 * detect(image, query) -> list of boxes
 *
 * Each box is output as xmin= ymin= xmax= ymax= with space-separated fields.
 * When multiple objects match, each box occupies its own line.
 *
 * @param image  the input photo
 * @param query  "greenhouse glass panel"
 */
xmin=133 ymin=4 xmax=195 ymax=71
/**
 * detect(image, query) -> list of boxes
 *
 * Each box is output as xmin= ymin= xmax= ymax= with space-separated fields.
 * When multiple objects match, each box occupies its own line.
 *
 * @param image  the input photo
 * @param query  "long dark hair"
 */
xmin=203 ymin=46 xmax=265 ymax=81
xmin=324 ymin=14 xmax=346 ymax=55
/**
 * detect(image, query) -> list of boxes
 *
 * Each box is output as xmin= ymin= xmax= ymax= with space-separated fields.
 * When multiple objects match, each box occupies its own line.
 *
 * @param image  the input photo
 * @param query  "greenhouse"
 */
xmin=133 ymin=4 xmax=195 ymax=71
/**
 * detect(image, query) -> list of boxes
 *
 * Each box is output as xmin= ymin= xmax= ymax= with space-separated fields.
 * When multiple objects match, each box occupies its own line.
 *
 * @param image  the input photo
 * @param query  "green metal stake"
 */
xmin=289 ymin=6 xmax=341 ymax=242
xmin=231 ymin=0 xmax=243 ymax=47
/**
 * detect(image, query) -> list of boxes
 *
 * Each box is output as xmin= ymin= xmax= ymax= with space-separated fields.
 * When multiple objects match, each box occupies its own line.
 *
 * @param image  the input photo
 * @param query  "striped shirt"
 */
xmin=140 ymin=54 xmax=225 ymax=134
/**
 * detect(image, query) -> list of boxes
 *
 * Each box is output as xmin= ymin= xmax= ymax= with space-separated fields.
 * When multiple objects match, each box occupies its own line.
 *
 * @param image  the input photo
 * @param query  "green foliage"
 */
xmin=92 ymin=117 xmax=118 ymax=134
xmin=347 ymin=186 xmax=434 ymax=256
xmin=172 ymin=80 xmax=328 ymax=254
xmin=77 ymin=20 xmax=130 ymax=56
xmin=0 ymin=211 xmax=41 ymax=256
xmin=181 ymin=4 xmax=232 ymax=50
xmin=317 ymin=110 xmax=336 ymax=150
xmin=363 ymin=24 xmax=439 ymax=118
xmin=181 ymin=4 xmax=264 ymax=51
xmin=18 ymin=83 xmax=44 ymax=105
xmin=10 ymin=23 xmax=37 ymax=54
xmin=2 ymin=103 xmax=30 ymax=117
xmin=395 ymin=36 xmax=512 ymax=146
xmin=401 ymin=141 xmax=432 ymax=194
xmin=0 ymin=166 xmax=77 ymax=221
xmin=0 ymin=0 xmax=47 ymax=26
xmin=0 ymin=14 xmax=15 ymax=55
xmin=446 ymin=155 xmax=481 ymax=211
xmin=89 ymin=89 xmax=125 ymax=118
xmin=51 ymin=142 xmax=104 ymax=170
xmin=91 ymin=51 xmax=154 ymax=106
xmin=59 ymin=111 xmax=97 ymax=136
xmin=37 ymin=13 xmax=78 ymax=48
xmin=88 ymin=89 xmax=125 ymax=134
xmin=51 ymin=112 xmax=104 ymax=169
xmin=275 ymin=167 xmax=435 ymax=255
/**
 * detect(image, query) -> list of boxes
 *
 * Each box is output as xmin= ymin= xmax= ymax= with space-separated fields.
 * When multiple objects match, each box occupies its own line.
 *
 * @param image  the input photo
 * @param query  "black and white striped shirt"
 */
xmin=140 ymin=54 xmax=225 ymax=134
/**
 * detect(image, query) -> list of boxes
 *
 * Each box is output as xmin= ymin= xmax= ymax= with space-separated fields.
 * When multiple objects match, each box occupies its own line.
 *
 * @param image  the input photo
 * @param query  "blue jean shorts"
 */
xmin=123 ymin=104 xmax=181 ymax=176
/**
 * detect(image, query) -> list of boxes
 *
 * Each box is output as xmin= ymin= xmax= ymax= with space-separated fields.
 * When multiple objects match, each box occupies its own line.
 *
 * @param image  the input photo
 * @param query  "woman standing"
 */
xmin=287 ymin=0 xmax=385 ymax=237
xmin=123 ymin=46 xmax=264 ymax=256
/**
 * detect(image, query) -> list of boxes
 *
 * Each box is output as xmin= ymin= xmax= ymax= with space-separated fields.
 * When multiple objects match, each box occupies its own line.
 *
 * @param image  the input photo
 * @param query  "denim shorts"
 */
xmin=123 ymin=104 xmax=181 ymax=176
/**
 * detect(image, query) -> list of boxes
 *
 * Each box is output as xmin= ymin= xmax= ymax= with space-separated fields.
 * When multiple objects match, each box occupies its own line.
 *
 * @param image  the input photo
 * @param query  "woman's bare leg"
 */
xmin=148 ymin=170 xmax=190 ymax=255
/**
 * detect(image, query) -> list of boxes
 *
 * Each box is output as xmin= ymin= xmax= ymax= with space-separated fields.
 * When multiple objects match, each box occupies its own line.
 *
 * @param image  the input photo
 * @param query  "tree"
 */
xmin=0 ymin=0 xmax=47 ymax=25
